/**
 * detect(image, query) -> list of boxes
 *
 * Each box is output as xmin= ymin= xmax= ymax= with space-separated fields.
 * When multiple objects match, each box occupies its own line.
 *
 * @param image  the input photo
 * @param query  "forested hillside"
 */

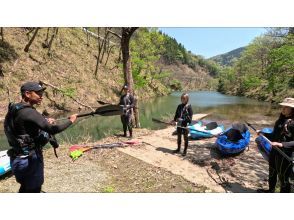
xmin=0 ymin=27 xmax=216 ymax=118
xmin=210 ymin=47 xmax=245 ymax=66
xmin=215 ymin=28 xmax=294 ymax=102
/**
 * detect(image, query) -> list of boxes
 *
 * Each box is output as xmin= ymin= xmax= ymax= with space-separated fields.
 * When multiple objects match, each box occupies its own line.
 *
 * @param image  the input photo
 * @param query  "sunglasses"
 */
xmin=33 ymin=90 xmax=44 ymax=97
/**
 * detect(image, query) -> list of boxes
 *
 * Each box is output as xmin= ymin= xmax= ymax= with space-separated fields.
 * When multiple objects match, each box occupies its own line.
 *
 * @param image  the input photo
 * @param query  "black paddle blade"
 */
xmin=97 ymin=100 xmax=110 ymax=105
xmin=152 ymin=118 xmax=172 ymax=125
xmin=95 ymin=104 xmax=124 ymax=116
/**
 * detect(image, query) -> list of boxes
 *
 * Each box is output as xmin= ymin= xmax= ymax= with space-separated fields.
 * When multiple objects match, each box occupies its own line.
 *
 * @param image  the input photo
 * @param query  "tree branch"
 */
xmin=39 ymin=80 xmax=94 ymax=111
xmin=107 ymin=29 xmax=122 ymax=39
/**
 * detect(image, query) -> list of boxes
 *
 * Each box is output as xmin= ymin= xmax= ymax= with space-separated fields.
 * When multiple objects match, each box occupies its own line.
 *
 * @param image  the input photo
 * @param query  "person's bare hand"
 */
xmin=69 ymin=114 xmax=78 ymax=123
xmin=271 ymin=142 xmax=283 ymax=148
xmin=46 ymin=118 xmax=56 ymax=124
xmin=170 ymin=120 xmax=176 ymax=126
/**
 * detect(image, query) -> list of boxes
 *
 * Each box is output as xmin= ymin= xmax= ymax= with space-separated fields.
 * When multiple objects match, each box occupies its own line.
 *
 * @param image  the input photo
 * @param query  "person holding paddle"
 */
xmin=257 ymin=98 xmax=294 ymax=193
xmin=4 ymin=81 xmax=78 ymax=193
xmin=119 ymin=85 xmax=135 ymax=138
xmin=171 ymin=93 xmax=193 ymax=156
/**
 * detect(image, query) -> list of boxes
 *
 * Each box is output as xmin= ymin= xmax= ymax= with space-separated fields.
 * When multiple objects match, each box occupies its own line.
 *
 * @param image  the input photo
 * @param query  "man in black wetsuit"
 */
xmin=4 ymin=81 xmax=77 ymax=193
xmin=171 ymin=93 xmax=193 ymax=156
xmin=119 ymin=85 xmax=135 ymax=138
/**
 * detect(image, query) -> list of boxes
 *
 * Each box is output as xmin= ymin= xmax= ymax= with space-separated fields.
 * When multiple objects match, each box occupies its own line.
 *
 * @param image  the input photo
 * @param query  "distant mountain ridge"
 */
xmin=209 ymin=47 xmax=246 ymax=66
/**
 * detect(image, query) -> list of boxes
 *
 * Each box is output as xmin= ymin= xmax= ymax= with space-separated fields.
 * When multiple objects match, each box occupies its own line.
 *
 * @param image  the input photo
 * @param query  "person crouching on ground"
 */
xmin=257 ymin=97 xmax=294 ymax=193
xmin=4 ymin=81 xmax=78 ymax=193
xmin=171 ymin=93 xmax=193 ymax=156
xmin=119 ymin=85 xmax=135 ymax=138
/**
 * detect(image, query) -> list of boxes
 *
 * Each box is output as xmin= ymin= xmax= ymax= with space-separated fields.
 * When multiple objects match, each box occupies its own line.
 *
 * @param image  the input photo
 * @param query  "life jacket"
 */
xmin=4 ymin=102 xmax=50 ymax=155
xmin=179 ymin=104 xmax=191 ymax=125
xmin=281 ymin=119 xmax=294 ymax=141
xmin=121 ymin=93 xmax=133 ymax=115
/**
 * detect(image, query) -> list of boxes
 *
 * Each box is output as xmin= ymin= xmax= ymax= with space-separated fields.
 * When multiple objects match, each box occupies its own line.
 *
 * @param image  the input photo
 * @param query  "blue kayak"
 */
xmin=255 ymin=128 xmax=273 ymax=161
xmin=216 ymin=127 xmax=251 ymax=155
xmin=0 ymin=150 xmax=11 ymax=176
xmin=189 ymin=121 xmax=225 ymax=139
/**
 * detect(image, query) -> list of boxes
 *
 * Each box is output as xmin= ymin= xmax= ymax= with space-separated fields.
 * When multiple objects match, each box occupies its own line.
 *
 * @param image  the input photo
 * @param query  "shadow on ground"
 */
xmin=0 ymin=40 xmax=18 ymax=63
xmin=183 ymin=138 xmax=269 ymax=193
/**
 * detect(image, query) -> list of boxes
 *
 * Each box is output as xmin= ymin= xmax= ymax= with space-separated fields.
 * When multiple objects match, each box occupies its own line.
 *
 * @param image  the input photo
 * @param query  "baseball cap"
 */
xmin=20 ymin=81 xmax=46 ymax=93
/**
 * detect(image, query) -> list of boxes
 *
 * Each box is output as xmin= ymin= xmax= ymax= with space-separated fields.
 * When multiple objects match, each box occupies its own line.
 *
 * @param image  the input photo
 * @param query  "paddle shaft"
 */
xmin=72 ymin=141 xmax=140 ymax=151
xmin=152 ymin=118 xmax=174 ymax=125
xmin=55 ymin=112 xmax=98 ymax=121
xmin=246 ymin=121 xmax=293 ymax=163
xmin=153 ymin=118 xmax=221 ymax=136
xmin=152 ymin=114 xmax=209 ymax=127
xmin=97 ymin=100 xmax=141 ymax=110
xmin=56 ymin=105 xmax=123 ymax=121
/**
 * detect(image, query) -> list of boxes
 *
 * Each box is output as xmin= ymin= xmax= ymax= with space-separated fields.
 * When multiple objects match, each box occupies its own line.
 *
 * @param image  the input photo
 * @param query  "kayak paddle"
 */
xmin=245 ymin=121 xmax=293 ymax=163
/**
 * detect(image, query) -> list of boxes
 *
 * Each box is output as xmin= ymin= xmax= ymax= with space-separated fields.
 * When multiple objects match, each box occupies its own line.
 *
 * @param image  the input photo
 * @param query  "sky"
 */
xmin=159 ymin=28 xmax=267 ymax=58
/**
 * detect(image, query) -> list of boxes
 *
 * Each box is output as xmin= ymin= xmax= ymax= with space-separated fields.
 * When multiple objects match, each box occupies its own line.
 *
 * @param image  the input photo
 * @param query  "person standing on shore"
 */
xmin=171 ymin=93 xmax=193 ymax=156
xmin=4 ymin=81 xmax=78 ymax=193
xmin=257 ymin=97 xmax=294 ymax=193
xmin=119 ymin=85 xmax=135 ymax=138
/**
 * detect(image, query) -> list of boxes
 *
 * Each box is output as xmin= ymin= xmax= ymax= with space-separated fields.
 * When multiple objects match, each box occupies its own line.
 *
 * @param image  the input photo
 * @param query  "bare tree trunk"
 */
xmin=45 ymin=28 xmax=51 ymax=47
xmin=0 ymin=64 xmax=4 ymax=77
xmin=100 ymin=38 xmax=107 ymax=63
xmin=94 ymin=27 xmax=110 ymax=77
xmin=26 ymin=28 xmax=35 ymax=39
xmin=24 ymin=27 xmax=40 ymax=52
xmin=0 ymin=28 xmax=3 ymax=41
xmin=47 ymin=28 xmax=58 ymax=55
xmin=94 ymin=28 xmax=102 ymax=77
xmin=100 ymin=28 xmax=110 ymax=63
xmin=86 ymin=28 xmax=90 ymax=46
xmin=104 ymin=44 xmax=115 ymax=67
xmin=121 ymin=27 xmax=140 ymax=127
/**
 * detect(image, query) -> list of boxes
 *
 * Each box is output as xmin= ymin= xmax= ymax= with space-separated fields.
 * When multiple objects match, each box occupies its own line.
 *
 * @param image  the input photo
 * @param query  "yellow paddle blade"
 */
xmin=70 ymin=150 xmax=83 ymax=161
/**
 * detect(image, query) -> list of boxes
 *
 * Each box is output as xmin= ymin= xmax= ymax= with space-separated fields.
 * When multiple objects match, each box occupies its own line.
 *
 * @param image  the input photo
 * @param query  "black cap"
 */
xmin=20 ymin=81 xmax=46 ymax=93
xmin=123 ymin=85 xmax=128 ymax=90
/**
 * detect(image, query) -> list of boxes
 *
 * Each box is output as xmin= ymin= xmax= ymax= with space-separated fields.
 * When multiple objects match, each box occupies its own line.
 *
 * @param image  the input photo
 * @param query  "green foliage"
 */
xmin=216 ymin=30 xmax=294 ymax=102
xmin=60 ymin=87 xmax=76 ymax=98
xmin=102 ymin=186 xmax=115 ymax=193
xmin=242 ymin=75 xmax=263 ymax=89
xmin=131 ymin=28 xmax=169 ymax=89
xmin=159 ymin=31 xmax=220 ymax=77
xmin=210 ymin=47 xmax=245 ymax=66
xmin=169 ymin=79 xmax=182 ymax=91
xmin=129 ymin=28 xmax=221 ymax=93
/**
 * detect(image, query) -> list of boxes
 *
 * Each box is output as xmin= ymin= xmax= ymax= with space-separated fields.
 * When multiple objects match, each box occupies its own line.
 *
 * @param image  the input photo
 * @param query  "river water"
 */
xmin=0 ymin=91 xmax=279 ymax=151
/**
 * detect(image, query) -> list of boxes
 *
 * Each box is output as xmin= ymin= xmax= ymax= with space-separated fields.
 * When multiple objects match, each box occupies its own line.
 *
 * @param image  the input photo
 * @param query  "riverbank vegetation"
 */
xmin=214 ymin=28 xmax=294 ymax=102
xmin=0 ymin=28 xmax=216 ymax=118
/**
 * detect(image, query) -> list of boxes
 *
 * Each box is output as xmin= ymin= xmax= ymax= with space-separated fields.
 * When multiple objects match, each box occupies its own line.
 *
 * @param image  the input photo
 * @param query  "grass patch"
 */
xmin=102 ymin=186 xmax=115 ymax=193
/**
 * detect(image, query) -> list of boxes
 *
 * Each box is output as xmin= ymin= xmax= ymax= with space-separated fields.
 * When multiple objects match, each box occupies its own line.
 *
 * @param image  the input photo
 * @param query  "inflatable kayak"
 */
xmin=188 ymin=121 xmax=224 ymax=139
xmin=255 ymin=128 xmax=273 ymax=161
xmin=216 ymin=124 xmax=251 ymax=155
xmin=0 ymin=150 xmax=11 ymax=176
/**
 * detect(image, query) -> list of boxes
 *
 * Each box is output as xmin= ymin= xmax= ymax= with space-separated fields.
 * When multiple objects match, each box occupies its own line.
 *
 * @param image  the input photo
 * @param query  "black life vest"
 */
xmin=4 ymin=102 xmax=50 ymax=153
xmin=180 ymin=104 xmax=191 ymax=122
xmin=4 ymin=102 xmax=33 ymax=150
